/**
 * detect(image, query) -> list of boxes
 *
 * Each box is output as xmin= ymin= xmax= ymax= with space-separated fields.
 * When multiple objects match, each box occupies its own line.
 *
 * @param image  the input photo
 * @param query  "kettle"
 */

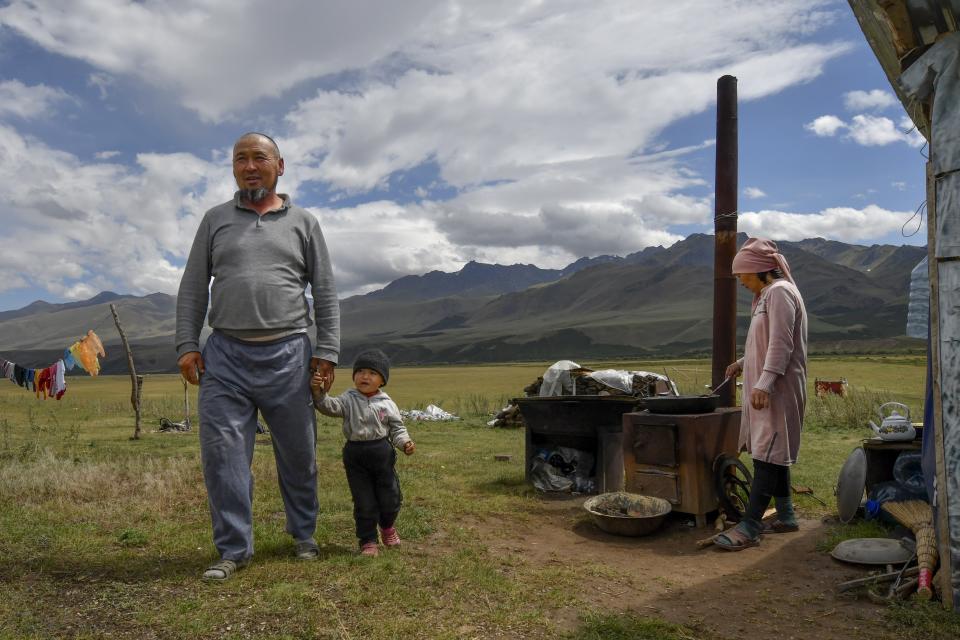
xmin=868 ymin=402 xmax=915 ymax=441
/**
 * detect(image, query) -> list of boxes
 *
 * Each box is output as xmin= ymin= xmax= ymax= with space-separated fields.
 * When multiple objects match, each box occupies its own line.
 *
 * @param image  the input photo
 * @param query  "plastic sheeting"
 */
xmin=907 ymin=256 xmax=929 ymax=339
xmin=401 ymin=404 xmax=460 ymax=421
xmin=586 ymin=369 xmax=677 ymax=396
xmin=539 ymin=360 xmax=581 ymax=396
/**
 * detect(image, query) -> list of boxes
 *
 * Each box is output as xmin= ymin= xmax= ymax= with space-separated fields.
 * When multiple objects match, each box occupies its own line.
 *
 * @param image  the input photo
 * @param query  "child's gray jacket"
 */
xmin=314 ymin=388 xmax=411 ymax=448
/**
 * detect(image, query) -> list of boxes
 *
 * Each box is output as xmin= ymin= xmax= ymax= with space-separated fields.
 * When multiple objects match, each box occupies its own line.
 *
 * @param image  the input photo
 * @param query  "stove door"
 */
xmin=632 ymin=423 xmax=678 ymax=467
xmin=630 ymin=469 xmax=681 ymax=504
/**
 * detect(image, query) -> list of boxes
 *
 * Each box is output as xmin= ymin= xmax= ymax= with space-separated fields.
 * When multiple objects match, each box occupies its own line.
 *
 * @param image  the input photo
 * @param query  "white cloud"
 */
xmin=743 ymin=187 xmax=766 ymax=199
xmin=0 ymin=80 xmax=71 ymax=120
xmin=848 ymin=114 xmax=924 ymax=147
xmin=87 ymin=72 xmax=114 ymax=100
xmin=94 ymin=150 xmax=121 ymax=160
xmin=0 ymin=124 xmax=230 ymax=298
xmin=0 ymin=0 xmax=845 ymax=127
xmin=738 ymin=205 xmax=914 ymax=242
xmin=891 ymin=181 xmax=907 ymax=191
xmin=0 ymin=0 xmax=443 ymax=122
xmin=843 ymin=89 xmax=896 ymax=111
xmin=805 ymin=114 xmax=845 ymax=136
xmin=805 ymin=113 xmax=925 ymax=148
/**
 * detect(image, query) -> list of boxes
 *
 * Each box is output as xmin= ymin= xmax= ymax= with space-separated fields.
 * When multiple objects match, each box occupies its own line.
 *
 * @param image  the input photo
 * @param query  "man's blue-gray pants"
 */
xmin=198 ymin=331 xmax=318 ymax=563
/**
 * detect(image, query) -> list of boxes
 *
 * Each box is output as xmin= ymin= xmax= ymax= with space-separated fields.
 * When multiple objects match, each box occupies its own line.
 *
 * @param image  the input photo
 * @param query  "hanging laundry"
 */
xmin=2 ymin=329 xmax=106 ymax=400
xmin=75 ymin=330 xmax=105 ymax=377
xmin=51 ymin=360 xmax=66 ymax=400
xmin=63 ymin=348 xmax=77 ymax=371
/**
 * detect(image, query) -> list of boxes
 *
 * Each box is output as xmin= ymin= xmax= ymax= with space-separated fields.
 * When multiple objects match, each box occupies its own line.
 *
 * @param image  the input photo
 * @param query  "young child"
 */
xmin=311 ymin=349 xmax=415 ymax=557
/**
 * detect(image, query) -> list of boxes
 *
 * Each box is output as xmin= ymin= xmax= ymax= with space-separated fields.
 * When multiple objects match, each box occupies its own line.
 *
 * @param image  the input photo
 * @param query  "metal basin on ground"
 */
xmin=583 ymin=492 xmax=672 ymax=537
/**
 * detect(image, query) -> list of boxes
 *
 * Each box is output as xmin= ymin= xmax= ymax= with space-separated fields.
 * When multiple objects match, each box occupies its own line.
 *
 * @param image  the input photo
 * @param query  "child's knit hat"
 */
xmin=353 ymin=349 xmax=390 ymax=386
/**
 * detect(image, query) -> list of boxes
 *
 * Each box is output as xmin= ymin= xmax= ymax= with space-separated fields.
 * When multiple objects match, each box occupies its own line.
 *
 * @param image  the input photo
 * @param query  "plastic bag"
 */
xmin=530 ymin=454 xmax=573 ymax=492
xmin=539 ymin=360 xmax=581 ymax=396
xmin=529 ymin=446 xmax=595 ymax=493
xmin=893 ymin=451 xmax=926 ymax=496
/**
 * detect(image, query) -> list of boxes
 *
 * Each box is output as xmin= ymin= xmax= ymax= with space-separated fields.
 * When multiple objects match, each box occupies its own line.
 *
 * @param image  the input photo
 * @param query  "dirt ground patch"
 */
xmin=472 ymin=496 xmax=892 ymax=640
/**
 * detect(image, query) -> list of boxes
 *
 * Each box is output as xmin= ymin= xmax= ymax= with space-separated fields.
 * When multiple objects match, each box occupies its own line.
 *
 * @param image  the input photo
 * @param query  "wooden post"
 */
xmin=109 ymin=303 xmax=142 ymax=440
xmin=182 ymin=376 xmax=191 ymax=428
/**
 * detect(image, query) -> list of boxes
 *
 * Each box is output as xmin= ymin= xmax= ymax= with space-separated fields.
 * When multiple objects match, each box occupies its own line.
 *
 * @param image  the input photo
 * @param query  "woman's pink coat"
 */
xmin=738 ymin=279 xmax=808 ymax=466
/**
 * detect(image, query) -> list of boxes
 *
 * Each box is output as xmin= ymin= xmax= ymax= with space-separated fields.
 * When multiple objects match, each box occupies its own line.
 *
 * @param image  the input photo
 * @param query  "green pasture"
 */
xmin=0 ymin=355 xmax=955 ymax=639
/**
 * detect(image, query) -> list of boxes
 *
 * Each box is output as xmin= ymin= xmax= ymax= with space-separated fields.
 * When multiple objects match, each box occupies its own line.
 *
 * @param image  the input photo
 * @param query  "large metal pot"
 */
xmin=642 ymin=394 xmax=719 ymax=414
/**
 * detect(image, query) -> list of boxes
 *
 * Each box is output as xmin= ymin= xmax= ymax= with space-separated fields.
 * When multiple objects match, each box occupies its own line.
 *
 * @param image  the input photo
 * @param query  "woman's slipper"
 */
xmin=713 ymin=527 xmax=760 ymax=551
xmin=761 ymin=519 xmax=799 ymax=534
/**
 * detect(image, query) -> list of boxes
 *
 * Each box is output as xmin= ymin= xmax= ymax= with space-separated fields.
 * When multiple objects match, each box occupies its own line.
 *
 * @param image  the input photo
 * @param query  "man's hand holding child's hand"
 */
xmin=310 ymin=371 xmax=328 ymax=395
xmin=403 ymin=441 xmax=415 ymax=456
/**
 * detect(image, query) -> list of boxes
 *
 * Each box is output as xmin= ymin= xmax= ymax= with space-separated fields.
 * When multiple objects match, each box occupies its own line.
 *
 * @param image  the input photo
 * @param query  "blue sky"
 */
xmin=0 ymin=0 xmax=929 ymax=311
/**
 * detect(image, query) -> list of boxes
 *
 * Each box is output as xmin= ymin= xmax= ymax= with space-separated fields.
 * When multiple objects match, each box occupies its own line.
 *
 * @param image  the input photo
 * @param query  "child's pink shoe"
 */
xmin=360 ymin=542 xmax=379 ymax=557
xmin=381 ymin=526 xmax=401 ymax=547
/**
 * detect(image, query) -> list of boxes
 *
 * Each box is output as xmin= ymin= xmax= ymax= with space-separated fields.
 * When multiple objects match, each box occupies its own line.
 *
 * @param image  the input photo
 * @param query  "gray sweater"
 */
xmin=314 ymin=388 xmax=411 ymax=449
xmin=175 ymin=193 xmax=340 ymax=362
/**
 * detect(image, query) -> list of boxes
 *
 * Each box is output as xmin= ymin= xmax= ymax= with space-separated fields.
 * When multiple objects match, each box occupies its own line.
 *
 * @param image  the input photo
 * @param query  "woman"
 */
xmin=714 ymin=237 xmax=808 ymax=551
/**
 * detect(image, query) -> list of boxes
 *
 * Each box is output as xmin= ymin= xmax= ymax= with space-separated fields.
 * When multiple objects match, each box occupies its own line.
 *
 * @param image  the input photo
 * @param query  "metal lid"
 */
xmin=830 ymin=538 xmax=914 ymax=565
xmin=835 ymin=447 xmax=866 ymax=524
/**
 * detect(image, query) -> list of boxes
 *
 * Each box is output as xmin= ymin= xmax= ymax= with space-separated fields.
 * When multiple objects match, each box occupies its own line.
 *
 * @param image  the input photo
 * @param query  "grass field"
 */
xmin=1 ymin=355 xmax=956 ymax=639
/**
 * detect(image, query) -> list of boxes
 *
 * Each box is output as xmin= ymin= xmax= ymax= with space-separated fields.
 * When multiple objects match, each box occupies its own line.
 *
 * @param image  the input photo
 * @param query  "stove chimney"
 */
xmin=712 ymin=75 xmax=738 ymax=407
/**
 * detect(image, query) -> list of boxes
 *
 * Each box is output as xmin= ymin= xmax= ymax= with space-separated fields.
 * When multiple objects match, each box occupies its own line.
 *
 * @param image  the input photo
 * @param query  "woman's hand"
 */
xmin=750 ymin=388 xmax=770 ymax=410
xmin=403 ymin=441 xmax=416 ymax=456
xmin=725 ymin=361 xmax=742 ymax=379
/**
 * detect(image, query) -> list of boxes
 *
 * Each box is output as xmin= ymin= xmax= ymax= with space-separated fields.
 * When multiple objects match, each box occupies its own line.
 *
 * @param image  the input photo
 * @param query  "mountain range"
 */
xmin=0 ymin=234 xmax=927 ymax=374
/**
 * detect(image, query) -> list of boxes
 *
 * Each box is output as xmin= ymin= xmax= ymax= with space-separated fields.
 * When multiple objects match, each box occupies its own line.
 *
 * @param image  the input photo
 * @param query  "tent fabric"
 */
xmin=901 ymin=31 xmax=960 ymax=609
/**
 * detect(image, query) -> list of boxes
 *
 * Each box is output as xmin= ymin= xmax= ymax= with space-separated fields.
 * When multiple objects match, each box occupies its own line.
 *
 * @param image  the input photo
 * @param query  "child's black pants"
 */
xmin=343 ymin=438 xmax=402 ymax=545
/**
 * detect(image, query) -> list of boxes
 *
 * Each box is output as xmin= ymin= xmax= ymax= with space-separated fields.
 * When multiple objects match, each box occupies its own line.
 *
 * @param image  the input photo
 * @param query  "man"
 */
xmin=176 ymin=132 xmax=339 ymax=581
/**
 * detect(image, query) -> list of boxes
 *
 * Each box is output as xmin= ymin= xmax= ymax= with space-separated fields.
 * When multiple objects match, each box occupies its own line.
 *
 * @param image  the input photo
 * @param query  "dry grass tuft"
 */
xmin=0 ymin=450 xmax=202 ymax=512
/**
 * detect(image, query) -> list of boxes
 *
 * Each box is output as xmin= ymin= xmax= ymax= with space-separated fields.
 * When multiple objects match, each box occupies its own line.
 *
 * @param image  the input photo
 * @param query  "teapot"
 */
xmin=868 ymin=402 xmax=915 ymax=441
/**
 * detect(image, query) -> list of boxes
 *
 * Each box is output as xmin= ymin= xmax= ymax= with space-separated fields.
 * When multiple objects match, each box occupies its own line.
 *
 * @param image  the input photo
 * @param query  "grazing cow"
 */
xmin=814 ymin=377 xmax=848 ymax=397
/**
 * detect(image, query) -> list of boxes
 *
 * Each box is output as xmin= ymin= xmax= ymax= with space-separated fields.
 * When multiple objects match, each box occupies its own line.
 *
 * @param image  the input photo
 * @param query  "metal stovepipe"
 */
xmin=712 ymin=75 xmax=738 ymax=408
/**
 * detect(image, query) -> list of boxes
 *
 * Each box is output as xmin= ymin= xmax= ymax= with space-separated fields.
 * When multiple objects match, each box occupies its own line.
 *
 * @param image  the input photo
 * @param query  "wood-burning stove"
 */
xmin=622 ymin=407 xmax=741 ymax=527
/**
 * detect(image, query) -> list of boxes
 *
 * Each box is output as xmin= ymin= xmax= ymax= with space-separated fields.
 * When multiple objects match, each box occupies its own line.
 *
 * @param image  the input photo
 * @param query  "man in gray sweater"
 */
xmin=176 ymin=132 xmax=340 ymax=581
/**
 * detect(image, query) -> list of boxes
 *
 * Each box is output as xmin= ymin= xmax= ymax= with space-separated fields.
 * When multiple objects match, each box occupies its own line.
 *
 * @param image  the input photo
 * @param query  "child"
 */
xmin=311 ymin=349 xmax=415 ymax=557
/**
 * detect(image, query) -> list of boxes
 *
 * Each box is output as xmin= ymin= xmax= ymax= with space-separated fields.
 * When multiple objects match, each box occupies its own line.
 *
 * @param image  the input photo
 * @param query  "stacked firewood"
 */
xmin=490 ymin=404 xmax=524 ymax=428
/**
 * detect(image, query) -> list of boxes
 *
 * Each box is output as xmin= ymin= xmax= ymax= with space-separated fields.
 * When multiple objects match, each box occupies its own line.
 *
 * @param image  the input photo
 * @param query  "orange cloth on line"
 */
xmin=75 ymin=330 xmax=106 ymax=376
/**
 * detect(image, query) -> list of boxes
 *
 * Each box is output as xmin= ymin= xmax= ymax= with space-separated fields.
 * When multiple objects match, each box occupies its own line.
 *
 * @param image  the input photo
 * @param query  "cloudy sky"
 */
xmin=0 ymin=0 xmax=929 ymax=310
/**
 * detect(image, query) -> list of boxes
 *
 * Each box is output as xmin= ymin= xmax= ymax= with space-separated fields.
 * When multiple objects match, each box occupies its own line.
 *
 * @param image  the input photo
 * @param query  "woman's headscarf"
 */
xmin=731 ymin=237 xmax=795 ymax=310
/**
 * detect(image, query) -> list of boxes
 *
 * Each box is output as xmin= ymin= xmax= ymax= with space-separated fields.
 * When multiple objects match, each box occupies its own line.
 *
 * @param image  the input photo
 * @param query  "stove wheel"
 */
xmin=713 ymin=454 xmax=753 ymax=523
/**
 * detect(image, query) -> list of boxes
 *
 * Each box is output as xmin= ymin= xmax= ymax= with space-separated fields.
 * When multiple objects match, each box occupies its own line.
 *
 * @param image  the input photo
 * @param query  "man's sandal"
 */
xmin=713 ymin=527 xmax=760 ymax=551
xmin=202 ymin=559 xmax=243 ymax=582
xmin=761 ymin=519 xmax=799 ymax=534
xmin=295 ymin=538 xmax=320 ymax=561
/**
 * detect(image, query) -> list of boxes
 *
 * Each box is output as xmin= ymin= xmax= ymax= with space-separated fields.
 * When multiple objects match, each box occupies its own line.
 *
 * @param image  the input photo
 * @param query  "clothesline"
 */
xmin=0 ymin=330 xmax=106 ymax=401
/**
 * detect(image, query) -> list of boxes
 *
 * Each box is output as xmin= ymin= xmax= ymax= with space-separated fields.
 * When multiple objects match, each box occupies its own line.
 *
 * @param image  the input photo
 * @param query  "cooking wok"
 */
xmin=641 ymin=394 xmax=719 ymax=414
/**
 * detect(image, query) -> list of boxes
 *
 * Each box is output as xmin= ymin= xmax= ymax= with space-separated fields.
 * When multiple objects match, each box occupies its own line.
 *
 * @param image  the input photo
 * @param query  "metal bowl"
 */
xmin=583 ymin=492 xmax=672 ymax=537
